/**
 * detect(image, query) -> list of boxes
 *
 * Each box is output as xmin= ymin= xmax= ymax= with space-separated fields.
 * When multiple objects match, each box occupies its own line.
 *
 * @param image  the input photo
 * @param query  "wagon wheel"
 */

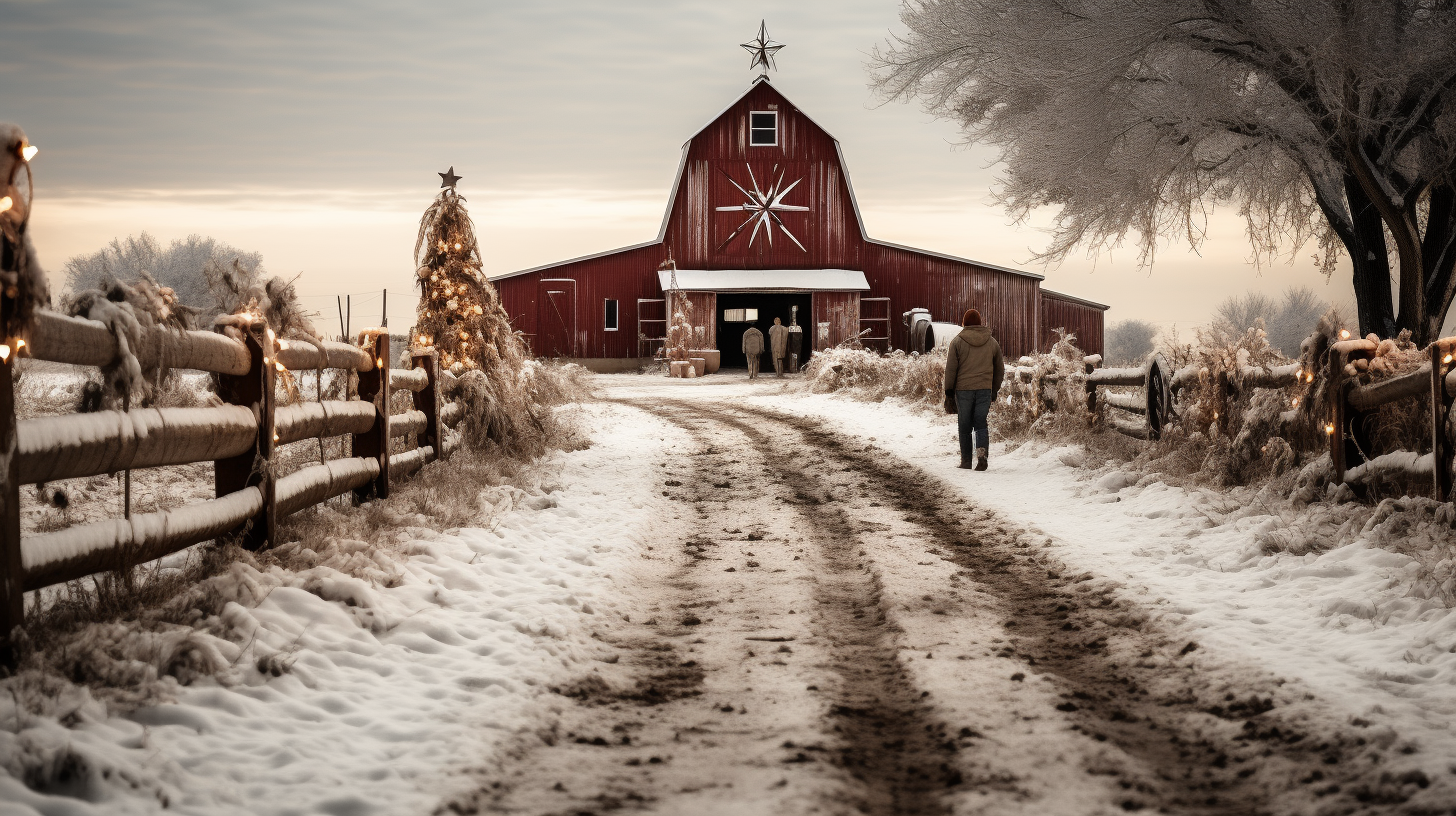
xmin=1145 ymin=353 xmax=1173 ymax=441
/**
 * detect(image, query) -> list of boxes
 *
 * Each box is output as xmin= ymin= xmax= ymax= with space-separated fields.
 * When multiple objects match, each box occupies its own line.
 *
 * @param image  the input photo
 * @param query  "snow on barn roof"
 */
xmin=657 ymin=268 xmax=870 ymax=292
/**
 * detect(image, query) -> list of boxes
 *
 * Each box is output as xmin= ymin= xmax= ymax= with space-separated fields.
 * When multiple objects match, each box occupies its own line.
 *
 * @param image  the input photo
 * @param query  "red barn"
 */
xmin=493 ymin=76 xmax=1107 ymax=370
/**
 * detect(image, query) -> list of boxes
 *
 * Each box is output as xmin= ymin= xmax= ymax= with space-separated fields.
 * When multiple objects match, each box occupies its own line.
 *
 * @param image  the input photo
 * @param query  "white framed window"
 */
xmin=749 ymin=111 xmax=777 ymax=146
xmin=604 ymin=298 xmax=619 ymax=331
xmin=722 ymin=308 xmax=759 ymax=323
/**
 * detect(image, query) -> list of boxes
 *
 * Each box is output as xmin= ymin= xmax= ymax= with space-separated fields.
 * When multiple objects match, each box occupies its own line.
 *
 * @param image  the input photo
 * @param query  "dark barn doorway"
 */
xmin=715 ymin=292 xmax=812 ymax=369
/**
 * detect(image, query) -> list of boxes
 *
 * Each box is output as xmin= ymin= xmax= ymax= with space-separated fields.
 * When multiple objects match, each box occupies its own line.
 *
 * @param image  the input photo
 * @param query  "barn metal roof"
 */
xmin=658 ymin=268 xmax=870 ymax=292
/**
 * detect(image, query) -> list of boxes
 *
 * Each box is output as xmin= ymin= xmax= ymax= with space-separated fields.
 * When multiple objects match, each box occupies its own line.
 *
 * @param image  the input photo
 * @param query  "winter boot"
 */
xmin=975 ymin=448 xmax=988 ymax=471
xmin=957 ymin=457 xmax=974 ymax=469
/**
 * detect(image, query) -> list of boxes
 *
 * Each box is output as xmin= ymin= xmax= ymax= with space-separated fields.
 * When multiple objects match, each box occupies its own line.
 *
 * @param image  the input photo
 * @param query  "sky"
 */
xmin=2 ymin=0 xmax=1358 ymax=337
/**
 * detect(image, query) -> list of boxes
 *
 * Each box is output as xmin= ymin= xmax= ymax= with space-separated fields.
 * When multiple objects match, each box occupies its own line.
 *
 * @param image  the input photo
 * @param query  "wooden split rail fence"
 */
xmin=0 ymin=309 xmax=472 ymax=662
xmin=1008 ymin=334 xmax=1456 ymax=501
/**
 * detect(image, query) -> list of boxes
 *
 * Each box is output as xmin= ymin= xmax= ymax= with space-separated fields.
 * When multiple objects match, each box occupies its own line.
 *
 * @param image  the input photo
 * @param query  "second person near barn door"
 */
xmin=944 ymin=308 xmax=1004 ymax=471
xmin=742 ymin=321 xmax=764 ymax=379
xmin=769 ymin=317 xmax=789 ymax=377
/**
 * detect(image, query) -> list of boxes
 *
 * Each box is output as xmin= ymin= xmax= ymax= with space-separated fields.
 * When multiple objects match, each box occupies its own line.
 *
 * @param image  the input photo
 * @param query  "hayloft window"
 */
xmin=749 ymin=111 xmax=777 ymax=146
xmin=604 ymin=299 xmax=619 ymax=331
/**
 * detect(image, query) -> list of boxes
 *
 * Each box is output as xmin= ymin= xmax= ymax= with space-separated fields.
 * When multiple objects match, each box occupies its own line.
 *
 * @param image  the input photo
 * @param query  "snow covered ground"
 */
xmin=720 ymin=381 xmax=1456 ymax=769
xmin=1 ymin=372 xmax=1453 ymax=814
xmin=0 ymin=401 xmax=683 ymax=815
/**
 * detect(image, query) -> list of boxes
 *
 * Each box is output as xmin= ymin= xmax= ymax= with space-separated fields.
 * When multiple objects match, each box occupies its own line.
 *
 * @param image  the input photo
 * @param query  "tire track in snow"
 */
xmin=726 ymin=402 xmax=1423 ymax=816
xmin=659 ymin=401 xmax=960 ymax=815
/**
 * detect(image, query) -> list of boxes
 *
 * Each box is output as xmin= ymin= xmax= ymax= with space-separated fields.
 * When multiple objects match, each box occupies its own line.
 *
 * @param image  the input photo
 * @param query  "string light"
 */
xmin=1291 ymin=397 xmax=1299 ymax=407
xmin=20 ymin=144 xmax=37 ymax=161
xmin=1446 ymin=353 xmax=1454 ymax=365
xmin=0 ymin=345 xmax=10 ymax=361
xmin=1339 ymin=329 xmax=1350 ymax=340
xmin=0 ymin=196 xmax=10 ymax=213
xmin=15 ymin=339 xmax=24 ymax=349
xmin=1324 ymin=423 xmax=1335 ymax=435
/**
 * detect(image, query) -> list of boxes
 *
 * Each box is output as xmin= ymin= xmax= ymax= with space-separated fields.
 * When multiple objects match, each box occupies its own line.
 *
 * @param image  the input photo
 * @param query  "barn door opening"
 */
xmin=537 ymin=279 xmax=577 ymax=357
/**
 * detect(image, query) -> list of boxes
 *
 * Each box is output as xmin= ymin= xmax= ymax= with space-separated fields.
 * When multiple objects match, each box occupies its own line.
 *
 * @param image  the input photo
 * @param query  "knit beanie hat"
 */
xmin=962 ymin=309 xmax=982 ymax=327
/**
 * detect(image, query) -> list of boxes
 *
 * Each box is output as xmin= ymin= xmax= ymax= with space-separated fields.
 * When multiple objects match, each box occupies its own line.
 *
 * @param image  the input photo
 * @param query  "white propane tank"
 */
xmin=926 ymin=322 xmax=963 ymax=353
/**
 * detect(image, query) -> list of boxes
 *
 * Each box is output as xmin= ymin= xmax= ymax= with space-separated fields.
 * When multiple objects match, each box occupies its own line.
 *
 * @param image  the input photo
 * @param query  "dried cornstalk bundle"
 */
xmin=62 ymin=272 xmax=202 ymax=407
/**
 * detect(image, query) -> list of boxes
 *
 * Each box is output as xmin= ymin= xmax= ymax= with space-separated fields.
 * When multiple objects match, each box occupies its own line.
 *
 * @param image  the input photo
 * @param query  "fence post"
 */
xmin=1328 ymin=346 xmax=1346 ymax=483
xmin=411 ymin=349 xmax=440 ymax=461
xmin=216 ymin=326 xmax=275 ymax=550
xmin=354 ymin=333 xmax=391 ymax=502
xmin=1084 ymin=358 xmax=1097 ymax=415
xmin=1432 ymin=343 xmax=1454 ymax=501
xmin=0 ymin=325 xmax=22 ymax=668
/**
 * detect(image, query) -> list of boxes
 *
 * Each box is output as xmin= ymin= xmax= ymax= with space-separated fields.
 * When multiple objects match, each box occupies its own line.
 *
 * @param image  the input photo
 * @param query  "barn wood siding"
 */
xmin=1040 ymin=292 xmax=1106 ymax=357
xmin=494 ymin=243 xmax=668 ymax=359
xmin=863 ymin=243 xmax=1041 ymax=359
xmin=810 ymin=292 xmax=860 ymax=351
xmin=666 ymin=82 xmax=861 ymax=270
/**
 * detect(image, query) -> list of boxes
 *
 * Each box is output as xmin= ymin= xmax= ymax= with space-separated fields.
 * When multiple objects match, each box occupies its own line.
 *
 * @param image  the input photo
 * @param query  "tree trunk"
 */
xmin=1344 ymin=177 xmax=1398 ymax=338
xmin=1421 ymin=183 xmax=1456 ymax=344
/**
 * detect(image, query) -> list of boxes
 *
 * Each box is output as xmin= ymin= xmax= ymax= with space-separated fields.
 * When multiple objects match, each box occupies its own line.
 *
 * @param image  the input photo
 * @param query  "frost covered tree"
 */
xmin=873 ymin=1 xmax=1456 ymax=343
xmin=1105 ymin=319 xmax=1159 ymax=365
xmin=1211 ymin=286 xmax=1330 ymax=356
xmin=63 ymin=232 xmax=264 ymax=318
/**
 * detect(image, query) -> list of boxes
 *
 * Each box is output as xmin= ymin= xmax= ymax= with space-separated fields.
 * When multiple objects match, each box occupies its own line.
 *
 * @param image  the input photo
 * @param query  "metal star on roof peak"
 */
xmin=740 ymin=20 xmax=784 ymax=75
xmin=438 ymin=166 xmax=462 ymax=190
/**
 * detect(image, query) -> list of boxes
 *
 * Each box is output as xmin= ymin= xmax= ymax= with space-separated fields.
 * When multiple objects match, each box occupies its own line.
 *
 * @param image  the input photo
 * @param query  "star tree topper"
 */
xmin=740 ymin=20 xmax=784 ymax=75
xmin=438 ymin=166 xmax=462 ymax=190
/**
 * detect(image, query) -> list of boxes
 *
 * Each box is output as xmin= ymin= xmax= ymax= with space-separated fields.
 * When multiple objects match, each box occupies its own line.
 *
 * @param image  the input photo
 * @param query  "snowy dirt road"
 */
xmin=452 ymin=386 xmax=1433 ymax=816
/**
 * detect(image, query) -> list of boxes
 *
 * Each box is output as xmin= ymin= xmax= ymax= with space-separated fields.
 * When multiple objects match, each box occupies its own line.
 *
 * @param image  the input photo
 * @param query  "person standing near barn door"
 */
xmin=769 ymin=317 xmax=790 ymax=377
xmin=943 ymin=309 xmax=1004 ymax=471
xmin=742 ymin=321 xmax=765 ymax=379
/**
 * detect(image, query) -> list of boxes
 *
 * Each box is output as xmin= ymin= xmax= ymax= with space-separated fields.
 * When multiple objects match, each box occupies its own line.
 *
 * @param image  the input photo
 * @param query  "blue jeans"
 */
xmin=956 ymin=389 xmax=993 ymax=461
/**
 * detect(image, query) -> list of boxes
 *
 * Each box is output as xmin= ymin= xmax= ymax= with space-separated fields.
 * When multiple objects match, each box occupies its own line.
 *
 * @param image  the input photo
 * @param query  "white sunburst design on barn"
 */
xmin=715 ymin=163 xmax=810 ymax=251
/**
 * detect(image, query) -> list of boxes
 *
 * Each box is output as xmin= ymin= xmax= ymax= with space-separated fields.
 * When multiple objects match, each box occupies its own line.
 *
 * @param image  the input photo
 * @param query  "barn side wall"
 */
xmin=1040 ymin=293 xmax=1105 ymax=357
xmin=862 ymin=243 xmax=1042 ymax=359
xmin=493 ymin=243 xmax=668 ymax=358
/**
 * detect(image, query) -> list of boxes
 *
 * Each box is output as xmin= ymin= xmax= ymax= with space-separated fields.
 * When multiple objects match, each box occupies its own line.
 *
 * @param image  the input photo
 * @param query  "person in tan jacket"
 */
xmin=768 ymin=317 xmax=790 ymax=377
xmin=942 ymin=308 xmax=1004 ymax=470
xmin=742 ymin=322 xmax=765 ymax=379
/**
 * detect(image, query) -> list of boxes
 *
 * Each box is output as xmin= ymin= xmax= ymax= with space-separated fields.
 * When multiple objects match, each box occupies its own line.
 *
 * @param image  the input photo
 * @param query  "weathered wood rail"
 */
xmin=1009 ymin=333 xmax=1456 ymax=502
xmin=0 ymin=309 xmax=472 ymax=663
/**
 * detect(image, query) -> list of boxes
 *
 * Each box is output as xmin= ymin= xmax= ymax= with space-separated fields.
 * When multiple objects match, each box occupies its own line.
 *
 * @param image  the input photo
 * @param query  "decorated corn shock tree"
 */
xmin=412 ymin=169 xmax=541 ymax=447
xmin=663 ymin=258 xmax=693 ymax=364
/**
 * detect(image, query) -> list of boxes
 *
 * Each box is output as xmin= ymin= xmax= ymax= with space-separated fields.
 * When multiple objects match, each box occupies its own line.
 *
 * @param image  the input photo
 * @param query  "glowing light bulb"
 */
xmin=15 ymin=339 xmax=24 ymax=349
xmin=376 ymin=357 xmax=384 ymax=367
xmin=275 ymin=362 xmax=285 ymax=372
xmin=454 ymin=243 xmax=461 ymax=250
xmin=272 ymin=431 xmax=279 ymax=442
xmin=1446 ymin=354 xmax=1454 ymax=365
xmin=1306 ymin=372 xmax=1314 ymax=383
xmin=1339 ymin=329 xmax=1350 ymax=340
xmin=0 ymin=344 xmax=10 ymax=361
xmin=1324 ymin=423 xmax=1335 ymax=435
xmin=0 ymin=196 xmax=10 ymax=213
xmin=21 ymin=144 xmax=37 ymax=161
xmin=1291 ymin=397 xmax=1299 ymax=407
xmin=1213 ymin=411 xmax=1218 ymax=420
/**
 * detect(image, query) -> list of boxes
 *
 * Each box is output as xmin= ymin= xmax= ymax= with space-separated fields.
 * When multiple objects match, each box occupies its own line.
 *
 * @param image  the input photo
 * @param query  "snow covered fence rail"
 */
xmin=0 ymin=312 xmax=473 ymax=666
xmin=1329 ymin=336 xmax=1456 ymax=500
